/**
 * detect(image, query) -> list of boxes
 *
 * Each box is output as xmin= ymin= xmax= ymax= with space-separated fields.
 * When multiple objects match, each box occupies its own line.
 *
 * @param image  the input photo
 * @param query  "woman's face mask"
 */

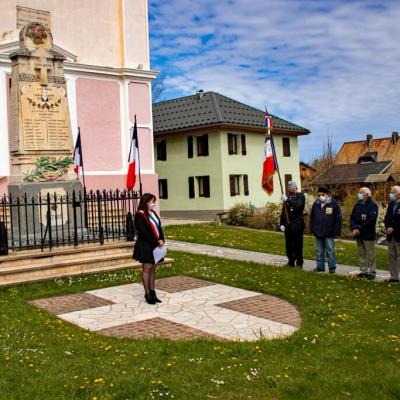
xmin=357 ymin=193 xmax=364 ymax=202
xmin=389 ymin=193 xmax=397 ymax=202
xmin=150 ymin=203 xmax=157 ymax=210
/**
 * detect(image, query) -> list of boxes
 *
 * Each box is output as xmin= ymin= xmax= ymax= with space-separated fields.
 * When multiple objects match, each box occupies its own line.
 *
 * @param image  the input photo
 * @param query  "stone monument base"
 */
xmin=8 ymin=180 xmax=84 ymax=199
xmin=7 ymin=180 xmax=86 ymax=243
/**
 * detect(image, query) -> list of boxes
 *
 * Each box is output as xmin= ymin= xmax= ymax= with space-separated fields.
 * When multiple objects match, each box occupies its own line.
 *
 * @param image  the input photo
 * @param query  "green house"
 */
xmin=153 ymin=91 xmax=310 ymax=219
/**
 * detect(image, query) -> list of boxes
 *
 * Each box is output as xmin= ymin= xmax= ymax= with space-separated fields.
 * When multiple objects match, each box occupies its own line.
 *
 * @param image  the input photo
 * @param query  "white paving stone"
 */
xmin=57 ymin=280 xmax=300 ymax=341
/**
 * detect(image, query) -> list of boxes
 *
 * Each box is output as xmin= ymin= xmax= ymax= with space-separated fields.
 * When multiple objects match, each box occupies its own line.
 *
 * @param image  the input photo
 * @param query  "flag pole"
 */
xmin=77 ymin=126 xmax=88 ymax=228
xmin=266 ymin=107 xmax=290 ymax=224
xmin=78 ymin=127 xmax=86 ymax=190
xmin=134 ymin=115 xmax=143 ymax=196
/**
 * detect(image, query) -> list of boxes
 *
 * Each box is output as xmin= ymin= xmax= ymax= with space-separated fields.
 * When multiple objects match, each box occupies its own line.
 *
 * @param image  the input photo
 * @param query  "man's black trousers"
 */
xmin=284 ymin=229 xmax=304 ymax=267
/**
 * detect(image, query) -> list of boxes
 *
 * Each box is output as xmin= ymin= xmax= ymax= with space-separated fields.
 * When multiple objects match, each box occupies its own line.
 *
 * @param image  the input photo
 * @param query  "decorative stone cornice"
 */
xmin=0 ymin=41 xmax=158 ymax=81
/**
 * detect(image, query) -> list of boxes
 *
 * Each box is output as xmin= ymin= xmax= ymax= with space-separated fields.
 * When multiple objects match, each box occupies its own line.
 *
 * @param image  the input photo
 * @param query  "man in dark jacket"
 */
xmin=350 ymin=187 xmax=378 ymax=279
xmin=279 ymin=181 xmax=305 ymax=268
xmin=310 ymin=187 xmax=342 ymax=273
xmin=384 ymin=185 xmax=400 ymax=283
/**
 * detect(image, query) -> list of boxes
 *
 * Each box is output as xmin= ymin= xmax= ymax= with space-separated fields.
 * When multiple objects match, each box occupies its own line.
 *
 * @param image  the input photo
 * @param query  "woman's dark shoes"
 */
xmin=144 ymin=293 xmax=156 ymax=305
xmin=151 ymin=290 xmax=162 ymax=303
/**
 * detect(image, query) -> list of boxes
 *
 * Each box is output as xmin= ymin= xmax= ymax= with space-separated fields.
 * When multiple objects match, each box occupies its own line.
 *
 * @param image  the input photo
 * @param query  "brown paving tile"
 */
xmin=155 ymin=275 xmax=216 ymax=293
xmin=29 ymin=293 xmax=115 ymax=315
xmin=96 ymin=317 xmax=224 ymax=341
xmin=216 ymin=294 xmax=301 ymax=328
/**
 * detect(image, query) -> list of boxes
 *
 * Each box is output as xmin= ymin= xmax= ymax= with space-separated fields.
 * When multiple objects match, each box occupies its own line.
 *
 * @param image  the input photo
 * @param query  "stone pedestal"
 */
xmin=8 ymin=181 xmax=86 ymax=245
xmin=8 ymin=22 xmax=75 ymax=184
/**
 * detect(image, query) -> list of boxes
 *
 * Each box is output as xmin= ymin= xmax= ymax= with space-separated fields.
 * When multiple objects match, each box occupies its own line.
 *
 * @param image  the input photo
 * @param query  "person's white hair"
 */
xmin=359 ymin=187 xmax=371 ymax=197
xmin=391 ymin=185 xmax=400 ymax=194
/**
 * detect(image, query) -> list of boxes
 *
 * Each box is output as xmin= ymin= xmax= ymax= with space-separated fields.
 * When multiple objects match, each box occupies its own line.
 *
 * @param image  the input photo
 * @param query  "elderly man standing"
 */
xmin=384 ymin=185 xmax=400 ymax=283
xmin=350 ymin=187 xmax=378 ymax=280
xmin=310 ymin=187 xmax=342 ymax=273
xmin=279 ymin=181 xmax=305 ymax=268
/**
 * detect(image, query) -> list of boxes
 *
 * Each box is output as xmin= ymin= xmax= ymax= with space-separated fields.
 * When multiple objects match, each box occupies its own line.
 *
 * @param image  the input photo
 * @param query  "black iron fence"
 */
xmin=0 ymin=189 xmax=140 ymax=253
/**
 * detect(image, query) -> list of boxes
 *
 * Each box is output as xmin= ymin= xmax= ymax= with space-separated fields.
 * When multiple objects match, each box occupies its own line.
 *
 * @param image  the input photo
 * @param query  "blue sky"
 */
xmin=148 ymin=0 xmax=400 ymax=161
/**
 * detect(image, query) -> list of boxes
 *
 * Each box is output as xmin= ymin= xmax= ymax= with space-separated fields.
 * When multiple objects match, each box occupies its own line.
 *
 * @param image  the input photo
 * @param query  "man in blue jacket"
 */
xmin=384 ymin=185 xmax=400 ymax=283
xmin=310 ymin=187 xmax=342 ymax=273
xmin=350 ymin=187 xmax=378 ymax=280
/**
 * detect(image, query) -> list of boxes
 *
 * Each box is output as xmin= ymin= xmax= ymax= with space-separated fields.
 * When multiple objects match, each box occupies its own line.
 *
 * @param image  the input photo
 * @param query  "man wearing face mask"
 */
xmin=310 ymin=187 xmax=342 ymax=273
xmin=350 ymin=187 xmax=378 ymax=279
xmin=279 ymin=181 xmax=306 ymax=268
xmin=384 ymin=185 xmax=400 ymax=283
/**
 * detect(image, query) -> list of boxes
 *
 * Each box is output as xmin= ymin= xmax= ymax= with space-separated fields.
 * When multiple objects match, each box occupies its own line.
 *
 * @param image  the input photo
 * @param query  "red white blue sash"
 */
xmin=138 ymin=210 xmax=160 ymax=240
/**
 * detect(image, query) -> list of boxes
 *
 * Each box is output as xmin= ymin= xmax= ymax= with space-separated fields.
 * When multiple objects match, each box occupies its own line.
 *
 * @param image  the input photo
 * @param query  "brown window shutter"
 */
xmin=157 ymin=140 xmax=167 ymax=161
xmin=241 ymin=134 xmax=247 ymax=155
xmin=162 ymin=140 xmax=167 ymax=161
xmin=204 ymin=176 xmax=210 ymax=197
xmin=188 ymin=177 xmax=195 ymax=198
xmin=163 ymin=179 xmax=168 ymax=199
xmin=203 ymin=135 xmax=209 ymax=156
xmin=187 ymin=136 xmax=193 ymax=158
xmin=230 ymin=175 xmax=236 ymax=196
xmin=244 ymin=175 xmax=249 ymax=195
xmin=228 ymin=134 xmax=234 ymax=155
xmin=282 ymin=137 xmax=291 ymax=157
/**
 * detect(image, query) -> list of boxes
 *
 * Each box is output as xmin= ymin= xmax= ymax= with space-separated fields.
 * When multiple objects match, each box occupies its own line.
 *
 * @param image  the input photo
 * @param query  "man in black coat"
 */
xmin=350 ymin=187 xmax=378 ymax=279
xmin=310 ymin=187 xmax=342 ymax=273
xmin=279 ymin=181 xmax=305 ymax=268
xmin=384 ymin=185 xmax=400 ymax=283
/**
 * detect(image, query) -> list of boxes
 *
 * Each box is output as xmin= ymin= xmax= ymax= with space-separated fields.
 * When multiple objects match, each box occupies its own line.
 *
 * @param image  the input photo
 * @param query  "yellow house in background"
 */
xmin=153 ymin=91 xmax=310 ymax=219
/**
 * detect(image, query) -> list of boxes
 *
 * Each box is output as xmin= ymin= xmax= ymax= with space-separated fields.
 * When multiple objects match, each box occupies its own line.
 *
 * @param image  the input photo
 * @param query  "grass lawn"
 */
xmin=165 ymin=224 xmax=389 ymax=270
xmin=0 ymin=251 xmax=399 ymax=399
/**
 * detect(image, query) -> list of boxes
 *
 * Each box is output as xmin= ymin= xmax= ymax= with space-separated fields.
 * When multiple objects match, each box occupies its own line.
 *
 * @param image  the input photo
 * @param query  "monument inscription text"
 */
xmin=20 ymin=83 xmax=71 ymax=151
xmin=17 ymin=7 xmax=50 ymax=29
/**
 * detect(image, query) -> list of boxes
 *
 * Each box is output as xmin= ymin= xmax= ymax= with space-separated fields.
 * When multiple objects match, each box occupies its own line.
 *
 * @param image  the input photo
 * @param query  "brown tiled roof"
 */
xmin=336 ymin=136 xmax=400 ymax=165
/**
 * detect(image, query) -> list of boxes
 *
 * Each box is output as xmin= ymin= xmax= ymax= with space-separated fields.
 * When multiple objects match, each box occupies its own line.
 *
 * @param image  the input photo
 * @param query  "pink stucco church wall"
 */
xmin=70 ymin=78 xmax=157 ymax=195
xmin=76 ymin=78 xmax=122 ymax=172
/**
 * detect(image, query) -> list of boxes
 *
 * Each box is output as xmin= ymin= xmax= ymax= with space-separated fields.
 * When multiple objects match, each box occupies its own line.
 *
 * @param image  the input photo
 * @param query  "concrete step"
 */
xmin=0 ymin=251 xmax=133 ymax=274
xmin=0 ymin=241 xmax=134 ymax=268
xmin=0 ymin=240 xmax=173 ymax=287
xmin=0 ymin=258 xmax=173 ymax=287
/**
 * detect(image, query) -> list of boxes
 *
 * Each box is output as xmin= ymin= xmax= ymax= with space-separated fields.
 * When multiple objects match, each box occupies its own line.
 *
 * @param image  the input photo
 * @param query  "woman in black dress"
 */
xmin=133 ymin=193 xmax=165 ymax=304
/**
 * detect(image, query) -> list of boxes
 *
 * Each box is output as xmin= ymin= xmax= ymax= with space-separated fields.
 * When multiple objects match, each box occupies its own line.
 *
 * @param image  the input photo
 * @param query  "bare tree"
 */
xmin=310 ymin=134 xmax=337 ymax=174
xmin=152 ymin=73 xmax=165 ymax=103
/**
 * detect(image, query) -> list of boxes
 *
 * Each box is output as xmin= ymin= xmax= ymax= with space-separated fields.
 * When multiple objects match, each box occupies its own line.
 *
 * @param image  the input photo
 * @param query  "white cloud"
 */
xmin=149 ymin=0 xmax=400 ymax=160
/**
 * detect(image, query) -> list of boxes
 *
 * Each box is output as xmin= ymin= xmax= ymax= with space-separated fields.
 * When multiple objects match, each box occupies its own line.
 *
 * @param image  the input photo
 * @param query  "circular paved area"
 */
xmin=30 ymin=276 xmax=301 ymax=341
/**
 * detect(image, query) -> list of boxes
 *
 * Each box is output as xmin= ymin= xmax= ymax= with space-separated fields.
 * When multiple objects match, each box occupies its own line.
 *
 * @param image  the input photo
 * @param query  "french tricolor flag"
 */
xmin=261 ymin=112 xmax=277 ymax=195
xmin=73 ymin=128 xmax=83 ymax=175
xmin=126 ymin=117 xmax=140 ymax=190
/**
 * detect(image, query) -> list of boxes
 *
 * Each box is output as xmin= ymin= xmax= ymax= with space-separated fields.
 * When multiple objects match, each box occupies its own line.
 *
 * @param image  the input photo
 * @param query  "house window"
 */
xmin=158 ymin=179 xmax=168 ymax=199
xmin=230 ymin=175 xmax=241 ymax=196
xmin=196 ymin=134 xmax=209 ymax=156
xmin=284 ymin=174 xmax=293 ymax=194
xmin=187 ymin=136 xmax=194 ymax=158
xmin=228 ymin=133 xmax=238 ymax=155
xmin=282 ymin=137 xmax=291 ymax=157
xmin=156 ymin=140 xmax=167 ymax=161
xmin=197 ymin=176 xmax=210 ymax=197
xmin=188 ymin=176 xmax=210 ymax=198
